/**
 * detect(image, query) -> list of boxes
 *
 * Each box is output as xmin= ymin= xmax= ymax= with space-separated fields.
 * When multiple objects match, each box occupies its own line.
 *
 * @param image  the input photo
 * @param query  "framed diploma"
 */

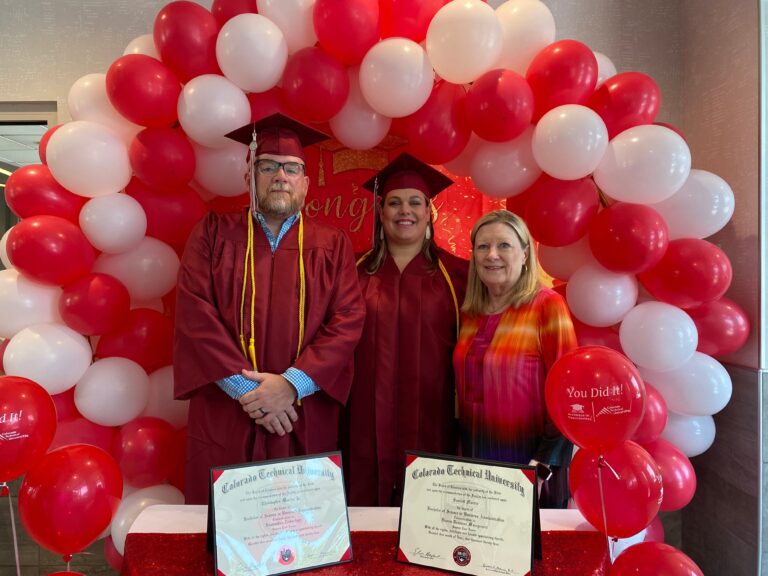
xmin=210 ymin=452 xmax=352 ymax=576
xmin=398 ymin=452 xmax=538 ymax=576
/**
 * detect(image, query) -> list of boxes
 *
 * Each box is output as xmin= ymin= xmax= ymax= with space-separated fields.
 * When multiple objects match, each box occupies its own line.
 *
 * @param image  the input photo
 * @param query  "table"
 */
xmin=122 ymin=506 xmax=610 ymax=575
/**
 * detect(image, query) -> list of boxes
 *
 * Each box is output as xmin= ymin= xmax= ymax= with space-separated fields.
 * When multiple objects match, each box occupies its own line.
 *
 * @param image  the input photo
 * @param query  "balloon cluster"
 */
xmin=0 ymin=0 xmax=743 ymax=573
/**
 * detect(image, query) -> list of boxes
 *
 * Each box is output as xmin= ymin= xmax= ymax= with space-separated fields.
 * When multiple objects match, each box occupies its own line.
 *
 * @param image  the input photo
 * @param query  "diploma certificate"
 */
xmin=398 ymin=452 xmax=537 ymax=576
xmin=210 ymin=452 xmax=352 ymax=576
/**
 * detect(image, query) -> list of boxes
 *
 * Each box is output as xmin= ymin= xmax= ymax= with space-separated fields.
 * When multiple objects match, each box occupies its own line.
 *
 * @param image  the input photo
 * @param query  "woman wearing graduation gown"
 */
xmin=453 ymin=210 xmax=577 ymax=508
xmin=343 ymin=153 xmax=468 ymax=507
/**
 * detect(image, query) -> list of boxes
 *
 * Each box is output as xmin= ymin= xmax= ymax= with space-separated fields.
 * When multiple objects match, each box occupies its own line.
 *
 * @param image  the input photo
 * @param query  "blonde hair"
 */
xmin=462 ymin=210 xmax=541 ymax=316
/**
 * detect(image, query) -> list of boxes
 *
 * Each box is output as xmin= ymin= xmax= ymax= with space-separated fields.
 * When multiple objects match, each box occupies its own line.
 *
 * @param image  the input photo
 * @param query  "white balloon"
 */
xmin=216 ymin=14 xmax=288 ymax=92
xmin=177 ymin=74 xmax=251 ymax=148
xmin=142 ymin=366 xmax=189 ymax=429
xmin=594 ymin=51 xmax=617 ymax=87
xmin=193 ymin=140 xmax=249 ymax=198
xmin=638 ymin=352 xmax=732 ymax=416
xmin=0 ymin=227 xmax=12 ymax=269
xmin=79 ymin=193 xmax=147 ymax=254
xmin=532 ymin=105 xmax=608 ymax=180
xmin=111 ymin=485 xmax=185 ymax=555
xmin=470 ymin=125 xmax=541 ymax=198
xmin=426 ymin=0 xmax=502 ymax=84
xmin=0 ymin=269 xmax=62 ymax=339
xmin=330 ymin=67 xmax=392 ymax=150
xmin=619 ymin=301 xmax=698 ymax=372
xmin=93 ymin=237 xmax=180 ymax=301
xmin=594 ymin=124 xmax=691 ymax=204
xmin=4 ymin=323 xmax=92 ymax=394
xmin=661 ymin=411 xmax=716 ymax=458
xmin=566 ymin=262 xmax=638 ymax=327
xmin=495 ymin=0 xmax=556 ymax=74
xmin=67 ymin=73 xmax=143 ymax=144
xmin=443 ymin=133 xmax=484 ymax=177
xmin=359 ymin=38 xmax=434 ymax=118
xmin=47 ymin=121 xmax=133 ymax=198
xmin=257 ymin=0 xmax=317 ymax=54
xmin=650 ymin=169 xmax=735 ymax=240
xmin=124 ymin=34 xmax=160 ymax=59
xmin=537 ymin=236 xmax=595 ymax=281
xmin=75 ymin=357 xmax=150 ymax=426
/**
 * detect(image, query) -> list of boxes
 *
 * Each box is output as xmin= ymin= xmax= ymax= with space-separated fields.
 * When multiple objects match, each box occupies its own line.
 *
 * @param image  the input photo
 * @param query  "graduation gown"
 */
xmin=343 ymin=249 xmax=467 ymax=506
xmin=174 ymin=211 xmax=365 ymax=504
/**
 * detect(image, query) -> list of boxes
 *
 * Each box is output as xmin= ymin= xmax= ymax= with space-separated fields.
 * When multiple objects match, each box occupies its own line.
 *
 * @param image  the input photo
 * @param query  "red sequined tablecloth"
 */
xmin=122 ymin=530 xmax=609 ymax=576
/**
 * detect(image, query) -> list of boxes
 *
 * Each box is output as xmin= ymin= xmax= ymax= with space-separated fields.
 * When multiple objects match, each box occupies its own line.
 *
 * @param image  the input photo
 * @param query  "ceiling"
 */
xmin=0 ymin=123 xmax=48 ymax=180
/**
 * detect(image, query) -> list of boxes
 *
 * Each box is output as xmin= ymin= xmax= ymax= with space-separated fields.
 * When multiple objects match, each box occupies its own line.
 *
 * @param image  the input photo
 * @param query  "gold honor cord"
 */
xmin=239 ymin=212 xmax=307 ymax=372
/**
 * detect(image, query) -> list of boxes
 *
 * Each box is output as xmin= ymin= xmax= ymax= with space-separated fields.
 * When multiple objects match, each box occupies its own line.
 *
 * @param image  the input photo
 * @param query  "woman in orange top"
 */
xmin=453 ymin=210 xmax=576 ymax=508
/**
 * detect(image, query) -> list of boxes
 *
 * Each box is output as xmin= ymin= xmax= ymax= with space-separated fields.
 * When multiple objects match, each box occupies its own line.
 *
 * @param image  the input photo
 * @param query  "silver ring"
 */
xmin=258 ymin=407 xmax=267 ymax=416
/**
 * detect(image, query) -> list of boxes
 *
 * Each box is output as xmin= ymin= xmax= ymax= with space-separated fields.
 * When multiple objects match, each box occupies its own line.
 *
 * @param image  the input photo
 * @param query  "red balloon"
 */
xmin=379 ymin=0 xmax=449 ymax=42
xmin=466 ymin=69 xmax=534 ymax=142
xmin=49 ymin=417 xmax=116 ymax=455
xmin=405 ymin=81 xmax=471 ymax=165
xmin=642 ymin=439 xmax=696 ymax=511
xmin=112 ymin=417 xmax=177 ymax=488
xmin=314 ymin=0 xmax=379 ymax=66
xmin=504 ymin=186 xmax=534 ymax=218
xmin=129 ymin=127 xmax=196 ymax=191
xmin=207 ymin=192 xmax=250 ymax=213
xmin=95 ymin=308 xmax=174 ymax=373
xmin=638 ymin=238 xmax=733 ymax=309
xmin=570 ymin=441 xmax=662 ymax=538
xmin=5 ymin=164 xmax=87 ymax=224
xmin=19 ymin=445 xmax=122 ymax=556
xmin=104 ymin=535 xmax=124 ymax=572
xmin=545 ymin=346 xmax=645 ymax=453
xmin=644 ymin=515 xmax=665 ymax=543
xmin=59 ymin=273 xmax=132 ymax=336
xmin=153 ymin=1 xmax=221 ymax=84
xmin=0 ymin=376 xmax=57 ymax=481
xmin=610 ymin=542 xmax=703 ymax=576
xmin=51 ymin=388 xmax=81 ymax=422
xmin=248 ymin=87 xmax=287 ymax=122
xmin=631 ymin=382 xmax=667 ymax=444
xmin=282 ymin=47 xmax=350 ymax=122
xmin=588 ymin=72 xmax=661 ymax=139
xmin=572 ymin=318 xmax=623 ymax=353
xmin=685 ymin=296 xmax=750 ymax=357
xmin=526 ymin=39 xmax=598 ymax=122
xmin=125 ymin=178 xmax=208 ymax=251
xmin=48 ymin=572 xmax=86 ymax=576
xmin=524 ymin=175 xmax=599 ymax=247
xmin=211 ymin=0 xmax=257 ymax=26
xmin=7 ymin=216 xmax=95 ymax=286
xmin=589 ymin=202 xmax=669 ymax=273
xmin=106 ymin=54 xmax=181 ymax=128
xmin=38 ymin=124 xmax=62 ymax=165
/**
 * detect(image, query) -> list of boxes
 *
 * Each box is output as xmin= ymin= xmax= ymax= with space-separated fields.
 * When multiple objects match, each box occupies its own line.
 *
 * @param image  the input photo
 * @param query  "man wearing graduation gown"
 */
xmin=342 ymin=154 xmax=468 ymax=506
xmin=174 ymin=114 xmax=365 ymax=505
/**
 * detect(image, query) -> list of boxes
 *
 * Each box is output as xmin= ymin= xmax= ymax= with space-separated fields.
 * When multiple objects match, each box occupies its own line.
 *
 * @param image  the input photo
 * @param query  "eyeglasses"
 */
xmin=255 ymin=159 xmax=305 ymax=176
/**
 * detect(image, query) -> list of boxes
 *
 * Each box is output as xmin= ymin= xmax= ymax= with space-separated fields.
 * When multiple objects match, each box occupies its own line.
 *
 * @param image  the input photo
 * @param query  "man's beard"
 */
xmin=256 ymin=183 xmax=302 ymax=217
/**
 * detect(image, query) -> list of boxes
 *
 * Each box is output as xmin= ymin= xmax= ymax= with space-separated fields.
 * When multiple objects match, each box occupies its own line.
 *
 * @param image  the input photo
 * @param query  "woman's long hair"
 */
xmin=462 ymin=210 xmax=541 ymax=316
xmin=362 ymin=198 xmax=438 ymax=274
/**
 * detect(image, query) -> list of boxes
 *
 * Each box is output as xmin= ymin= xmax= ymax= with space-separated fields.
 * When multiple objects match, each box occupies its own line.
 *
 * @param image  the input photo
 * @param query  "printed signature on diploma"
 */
xmin=413 ymin=548 xmax=443 ymax=561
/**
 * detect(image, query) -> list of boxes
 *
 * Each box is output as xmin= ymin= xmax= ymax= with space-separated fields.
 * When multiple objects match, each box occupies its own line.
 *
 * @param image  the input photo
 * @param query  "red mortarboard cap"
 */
xmin=362 ymin=153 xmax=454 ymax=200
xmin=225 ymin=113 xmax=329 ymax=161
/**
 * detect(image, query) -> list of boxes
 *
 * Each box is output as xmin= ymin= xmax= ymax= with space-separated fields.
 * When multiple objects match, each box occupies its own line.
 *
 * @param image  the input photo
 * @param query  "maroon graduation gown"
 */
xmin=174 ymin=211 xmax=365 ymax=504
xmin=343 ymin=249 xmax=468 ymax=506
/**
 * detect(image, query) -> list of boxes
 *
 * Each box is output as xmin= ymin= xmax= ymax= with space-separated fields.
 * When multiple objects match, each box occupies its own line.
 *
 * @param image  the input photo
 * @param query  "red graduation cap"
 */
xmin=362 ymin=153 xmax=454 ymax=200
xmin=225 ymin=113 xmax=329 ymax=161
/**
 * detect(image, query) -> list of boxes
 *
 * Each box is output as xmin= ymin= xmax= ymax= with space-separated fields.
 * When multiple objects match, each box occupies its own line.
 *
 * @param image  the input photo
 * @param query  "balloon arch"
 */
xmin=0 ymin=0 xmax=749 ymax=574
